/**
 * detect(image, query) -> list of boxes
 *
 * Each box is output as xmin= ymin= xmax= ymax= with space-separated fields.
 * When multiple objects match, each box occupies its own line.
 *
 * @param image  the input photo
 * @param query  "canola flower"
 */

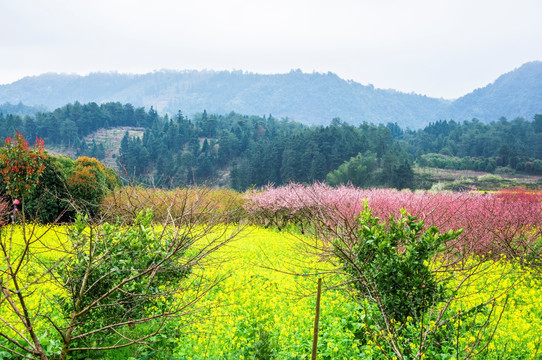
xmin=0 ymin=225 xmax=70 ymax=353
xmin=173 ymin=227 xmax=542 ymax=360
xmin=445 ymin=256 xmax=542 ymax=359
xmin=172 ymin=226 xmax=363 ymax=359
xmin=3 ymin=224 xmax=542 ymax=359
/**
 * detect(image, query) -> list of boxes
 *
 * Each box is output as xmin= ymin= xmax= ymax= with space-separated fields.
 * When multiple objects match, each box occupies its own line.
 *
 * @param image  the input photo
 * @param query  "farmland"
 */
xmin=2 ymin=185 xmax=542 ymax=359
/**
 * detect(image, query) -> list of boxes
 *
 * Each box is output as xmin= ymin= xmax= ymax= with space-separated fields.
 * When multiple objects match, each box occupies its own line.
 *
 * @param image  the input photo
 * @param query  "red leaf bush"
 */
xmin=0 ymin=131 xmax=46 ymax=199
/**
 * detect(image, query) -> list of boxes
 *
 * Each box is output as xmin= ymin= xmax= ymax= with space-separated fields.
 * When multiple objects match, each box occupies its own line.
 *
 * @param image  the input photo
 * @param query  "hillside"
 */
xmin=0 ymin=71 xmax=448 ymax=128
xmin=45 ymin=127 xmax=145 ymax=170
xmin=0 ymin=102 xmax=46 ymax=116
xmin=0 ymin=62 xmax=540 ymax=128
xmin=447 ymin=61 xmax=542 ymax=121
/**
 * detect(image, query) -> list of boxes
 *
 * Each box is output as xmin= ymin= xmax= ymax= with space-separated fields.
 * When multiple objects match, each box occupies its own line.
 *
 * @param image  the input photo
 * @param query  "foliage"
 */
xmin=405 ymin=117 xmax=542 ymax=175
xmin=22 ymin=155 xmax=73 ymax=223
xmin=0 ymin=102 xmax=155 ymax=149
xmin=0 ymin=102 xmax=414 ymax=189
xmin=66 ymin=156 xmax=120 ymax=216
xmin=3 ymin=100 xmax=542 ymax=190
xmin=0 ymin=132 xmax=122 ymax=223
xmin=59 ymin=211 xmax=192 ymax=355
xmin=0 ymin=101 xmax=45 ymax=117
xmin=0 ymin=131 xmax=46 ymax=199
xmin=115 ymin=112 xmax=413 ymax=190
xmin=108 ymin=109 xmax=542 ymax=189
xmin=344 ymin=205 xmax=460 ymax=324
xmin=326 ymin=151 xmax=378 ymax=187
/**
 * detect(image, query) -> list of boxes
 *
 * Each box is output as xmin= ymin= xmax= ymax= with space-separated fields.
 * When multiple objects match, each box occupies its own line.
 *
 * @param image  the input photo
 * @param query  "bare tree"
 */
xmin=0 ymin=185 xmax=242 ymax=360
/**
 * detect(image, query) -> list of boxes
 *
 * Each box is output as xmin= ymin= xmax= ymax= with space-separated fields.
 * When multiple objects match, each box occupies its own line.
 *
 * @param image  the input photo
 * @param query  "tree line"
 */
xmin=117 ymin=112 xmax=414 ymax=190
xmin=1 ymin=102 xmax=541 ymax=190
xmin=0 ymin=101 xmax=157 ymax=149
xmin=398 ymin=116 xmax=542 ymax=174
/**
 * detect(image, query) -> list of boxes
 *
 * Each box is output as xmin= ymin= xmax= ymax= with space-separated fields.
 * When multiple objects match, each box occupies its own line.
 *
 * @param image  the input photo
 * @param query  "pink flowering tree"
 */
xmin=245 ymin=183 xmax=542 ymax=260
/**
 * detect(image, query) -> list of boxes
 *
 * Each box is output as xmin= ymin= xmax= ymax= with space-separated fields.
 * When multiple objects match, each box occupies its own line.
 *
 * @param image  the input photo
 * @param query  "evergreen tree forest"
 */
xmin=399 ymin=116 xmax=542 ymax=175
xmin=118 ymin=112 xmax=414 ymax=190
xmin=0 ymin=101 xmax=157 ymax=150
xmin=1 ymin=102 xmax=541 ymax=191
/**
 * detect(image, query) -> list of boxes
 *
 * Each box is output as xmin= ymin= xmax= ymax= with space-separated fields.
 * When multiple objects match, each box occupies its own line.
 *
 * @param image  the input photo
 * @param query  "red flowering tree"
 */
xmin=0 ymin=131 xmax=46 ymax=200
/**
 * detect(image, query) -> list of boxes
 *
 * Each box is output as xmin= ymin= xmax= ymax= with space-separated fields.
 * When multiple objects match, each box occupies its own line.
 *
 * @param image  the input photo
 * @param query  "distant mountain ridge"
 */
xmin=448 ymin=61 xmax=542 ymax=122
xmin=0 ymin=62 xmax=540 ymax=128
xmin=0 ymin=102 xmax=47 ymax=117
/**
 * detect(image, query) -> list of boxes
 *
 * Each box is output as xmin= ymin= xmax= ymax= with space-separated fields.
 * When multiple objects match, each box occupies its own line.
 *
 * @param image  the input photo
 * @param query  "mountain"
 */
xmin=447 ymin=61 xmax=542 ymax=122
xmin=0 ymin=62 xmax=540 ymax=128
xmin=0 ymin=70 xmax=449 ymax=128
xmin=0 ymin=102 xmax=47 ymax=116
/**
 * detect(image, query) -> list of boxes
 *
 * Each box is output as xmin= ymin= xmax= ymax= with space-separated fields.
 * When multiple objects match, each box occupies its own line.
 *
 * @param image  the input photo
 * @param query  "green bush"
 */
xmin=66 ymin=156 xmax=120 ymax=217
xmin=60 ymin=211 xmax=191 ymax=354
xmin=327 ymin=204 xmax=502 ymax=359
xmin=23 ymin=155 xmax=73 ymax=223
xmin=344 ymin=206 xmax=459 ymax=324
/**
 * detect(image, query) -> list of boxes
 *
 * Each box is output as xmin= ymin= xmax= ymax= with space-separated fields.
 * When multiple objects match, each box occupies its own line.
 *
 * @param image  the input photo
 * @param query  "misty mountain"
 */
xmin=0 ymin=102 xmax=47 ymax=117
xmin=0 ymin=62 xmax=540 ymax=128
xmin=447 ymin=61 xmax=542 ymax=122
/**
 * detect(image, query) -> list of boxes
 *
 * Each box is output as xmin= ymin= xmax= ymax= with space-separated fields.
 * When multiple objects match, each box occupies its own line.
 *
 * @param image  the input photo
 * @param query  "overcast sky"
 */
xmin=1 ymin=0 xmax=541 ymax=99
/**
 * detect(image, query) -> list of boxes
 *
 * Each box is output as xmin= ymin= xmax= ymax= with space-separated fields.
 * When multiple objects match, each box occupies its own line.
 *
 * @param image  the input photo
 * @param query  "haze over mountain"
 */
xmin=0 ymin=61 xmax=540 ymax=129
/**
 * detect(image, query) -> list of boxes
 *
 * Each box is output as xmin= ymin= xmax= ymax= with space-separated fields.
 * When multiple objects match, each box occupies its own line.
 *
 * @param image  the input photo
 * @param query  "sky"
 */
xmin=1 ymin=0 xmax=541 ymax=99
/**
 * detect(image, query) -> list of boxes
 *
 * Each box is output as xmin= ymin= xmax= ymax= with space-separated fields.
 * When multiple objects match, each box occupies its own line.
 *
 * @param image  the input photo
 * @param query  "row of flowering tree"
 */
xmin=245 ymin=183 xmax=542 ymax=260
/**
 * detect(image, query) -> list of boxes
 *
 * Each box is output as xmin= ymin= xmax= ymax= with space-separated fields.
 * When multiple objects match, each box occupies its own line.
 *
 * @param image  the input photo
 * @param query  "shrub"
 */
xmin=66 ymin=156 xmax=120 ymax=217
xmin=23 ymin=155 xmax=73 ymax=223
xmin=0 ymin=132 xmax=121 ymax=223
xmin=495 ymin=166 xmax=515 ymax=175
xmin=308 ymin=204 xmax=506 ymax=359
xmin=343 ymin=205 xmax=459 ymax=324
xmin=0 ymin=131 xmax=46 ymax=200
xmin=477 ymin=174 xmax=503 ymax=183
xmin=60 ymin=211 xmax=192 ymax=352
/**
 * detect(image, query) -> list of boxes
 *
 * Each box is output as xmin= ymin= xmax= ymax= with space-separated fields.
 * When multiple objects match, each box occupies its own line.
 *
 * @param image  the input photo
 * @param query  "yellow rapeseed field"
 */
xmin=2 ymin=224 xmax=542 ymax=359
xmin=173 ymin=226 xmax=361 ymax=359
xmin=0 ymin=225 xmax=70 ymax=347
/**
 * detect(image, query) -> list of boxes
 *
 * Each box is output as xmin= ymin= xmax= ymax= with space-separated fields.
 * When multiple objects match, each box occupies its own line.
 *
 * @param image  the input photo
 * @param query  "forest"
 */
xmin=0 ymin=101 xmax=541 ymax=191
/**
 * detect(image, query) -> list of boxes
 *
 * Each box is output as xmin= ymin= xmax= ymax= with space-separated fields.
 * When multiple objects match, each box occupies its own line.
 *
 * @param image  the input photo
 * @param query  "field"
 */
xmin=159 ymin=227 xmax=542 ymax=360
xmin=172 ymin=227 xmax=359 ymax=359
xmin=416 ymin=166 xmax=542 ymax=191
xmin=1 ymin=186 xmax=542 ymax=359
